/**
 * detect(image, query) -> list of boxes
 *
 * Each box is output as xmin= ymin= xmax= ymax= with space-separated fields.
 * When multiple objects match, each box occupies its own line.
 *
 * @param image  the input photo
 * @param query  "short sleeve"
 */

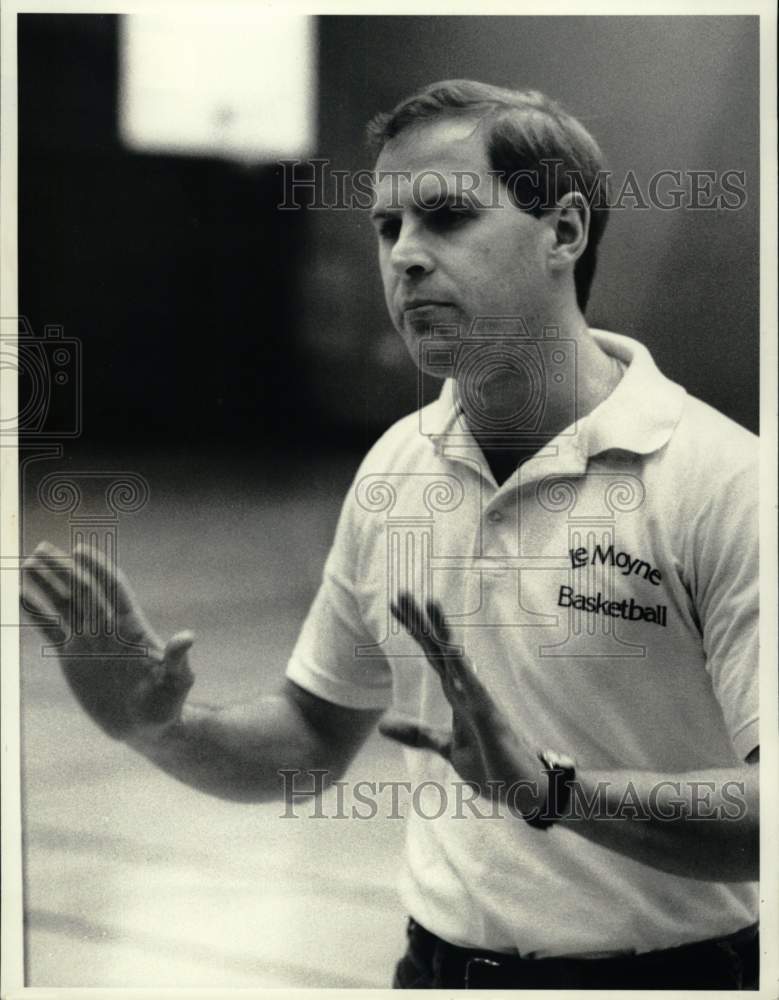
xmin=286 ymin=476 xmax=393 ymax=711
xmin=688 ymin=456 xmax=759 ymax=760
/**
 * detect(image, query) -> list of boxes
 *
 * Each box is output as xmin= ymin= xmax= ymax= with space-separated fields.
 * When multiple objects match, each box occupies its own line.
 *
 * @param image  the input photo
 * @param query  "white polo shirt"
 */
xmin=287 ymin=329 xmax=758 ymax=957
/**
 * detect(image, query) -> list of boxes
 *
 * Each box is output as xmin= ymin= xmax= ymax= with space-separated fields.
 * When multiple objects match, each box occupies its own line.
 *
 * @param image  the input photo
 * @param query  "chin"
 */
xmin=401 ymin=342 xmax=448 ymax=379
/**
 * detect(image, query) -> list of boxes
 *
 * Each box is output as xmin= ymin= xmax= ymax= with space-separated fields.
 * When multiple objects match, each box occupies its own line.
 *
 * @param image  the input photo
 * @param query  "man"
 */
xmin=23 ymin=81 xmax=759 ymax=989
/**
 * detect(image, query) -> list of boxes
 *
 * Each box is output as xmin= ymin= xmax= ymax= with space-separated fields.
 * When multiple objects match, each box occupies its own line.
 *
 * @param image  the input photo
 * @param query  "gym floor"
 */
xmin=18 ymin=448 xmax=409 ymax=988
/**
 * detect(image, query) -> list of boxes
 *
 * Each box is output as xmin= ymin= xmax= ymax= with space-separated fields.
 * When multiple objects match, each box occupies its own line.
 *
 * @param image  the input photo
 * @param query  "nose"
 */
xmin=391 ymin=221 xmax=435 ymax=277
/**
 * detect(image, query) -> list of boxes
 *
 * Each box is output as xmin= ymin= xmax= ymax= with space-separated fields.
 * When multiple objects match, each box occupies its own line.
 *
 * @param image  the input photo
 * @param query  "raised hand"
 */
xmin=21 ymin=541 xmax=194 ymax=742
xmin=380 ymin=592 xmax=567 ymax=820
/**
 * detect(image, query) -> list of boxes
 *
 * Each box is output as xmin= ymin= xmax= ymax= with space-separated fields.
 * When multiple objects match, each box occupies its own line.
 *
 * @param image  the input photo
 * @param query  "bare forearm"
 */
xmin=558 ymin=764 xmax=759 ymax=882
xmin=127 ymin=691 xmax=348 ymax=803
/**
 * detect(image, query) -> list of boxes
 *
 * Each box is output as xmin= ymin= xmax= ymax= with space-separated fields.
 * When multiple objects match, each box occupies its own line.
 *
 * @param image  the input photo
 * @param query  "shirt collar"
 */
xmin=581 ymin=329 xmax=686 ymax=457
xmin=427 ymin=328 xmax=686 ymax=461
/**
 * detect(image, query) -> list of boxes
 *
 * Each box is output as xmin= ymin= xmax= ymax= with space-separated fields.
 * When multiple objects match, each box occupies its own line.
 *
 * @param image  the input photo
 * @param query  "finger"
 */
xmin=425 ymin=599 xmax=452 ymax=646
xmin=22 ymin=556 xmax=70 ymax=607
xmin=70 ymin=563 xmax=112 ymax=637
xmin=25 ymin=546 xmax=114 ymax=634
xmin=162 ymin=631 xmax=195 ymax=686
xmin=74 ymin=542 xmax=137 ymax=617
xmin=392 ymin=592 xmax=420 ymax=638
xmin=73 ymin=542 xmax=115 ymax=613
xmin=34 ymin=538 xmax=69 ymax=559
xmin=391 ymin=594 xmax=430 ymax=652
xmin=378 ymin=717 xmax=452 ymax=759
xmin=131 ymin=633 xmax=195 ymax=727
xmin=391 ymin=597 xmax=444 ymax=678
xmin=402 ymin=594 xmax=479 ymax=698
xmin=29 ymin=541 xmax=71 ymax=586
xmin=392 ymin=595 xmax=496 ymax=722
xmin=23 ymin=555 xmax=112 ymax=640
xmin=424 ymin=598 xmax=471 ymax=671
xmin=35 ymin=540 xmax=67 ymax=556
xmin=423 ymin=598 xmax=493 ymax=704
xmin=393 ymin=594 xmax=475 ymax=707
xmin=400 ymin=593 xmax=463 ymax=662
xmin=20 ymin=579 xmax=67 ymax=645
xmin=74 ymin=543 xmax=162 ymax=647
xmin=395 ymin=592 xmax=450 ymax=659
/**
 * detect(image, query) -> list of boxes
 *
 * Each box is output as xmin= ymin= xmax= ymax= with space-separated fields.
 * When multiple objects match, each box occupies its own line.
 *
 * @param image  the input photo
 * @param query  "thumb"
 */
xmin=130 ymin=631 xmax=195 ymax=728
xmin=161 ymin=631 xmax=195 ymax=689
xmin=379 ymin=717 xmax=452 ymax=759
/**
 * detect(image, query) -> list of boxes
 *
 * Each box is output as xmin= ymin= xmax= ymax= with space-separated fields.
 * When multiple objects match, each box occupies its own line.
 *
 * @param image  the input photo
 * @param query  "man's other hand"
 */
xmin=380 ymin=591 xmax=551 ymax=818
xmin=21 ymin=540 xmax=194 ymax=742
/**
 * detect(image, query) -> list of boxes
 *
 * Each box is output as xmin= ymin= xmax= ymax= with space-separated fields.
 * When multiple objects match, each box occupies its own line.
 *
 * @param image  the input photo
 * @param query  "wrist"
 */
xmin=124 ymin=708 xmax=192 ymax=754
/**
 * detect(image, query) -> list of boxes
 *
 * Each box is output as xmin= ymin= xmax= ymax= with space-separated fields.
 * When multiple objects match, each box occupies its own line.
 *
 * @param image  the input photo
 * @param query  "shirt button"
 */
xmin=488 ymin=510 xmax=503 ymax=523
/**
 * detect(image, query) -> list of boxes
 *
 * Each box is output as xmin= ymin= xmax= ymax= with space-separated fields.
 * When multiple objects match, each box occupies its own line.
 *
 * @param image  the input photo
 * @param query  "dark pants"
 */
xmin=392 ymin=918 xmax=759 ymax=989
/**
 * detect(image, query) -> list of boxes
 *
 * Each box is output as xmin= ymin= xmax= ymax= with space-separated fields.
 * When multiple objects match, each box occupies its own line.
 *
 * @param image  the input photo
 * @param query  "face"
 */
xmin=372 ymin=118 xmax=555 ymax=374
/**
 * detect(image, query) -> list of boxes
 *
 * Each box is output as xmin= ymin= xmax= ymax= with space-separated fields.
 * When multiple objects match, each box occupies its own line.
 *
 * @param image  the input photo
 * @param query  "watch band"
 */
xmin=524 ymin=750 xmax=576 ymax=830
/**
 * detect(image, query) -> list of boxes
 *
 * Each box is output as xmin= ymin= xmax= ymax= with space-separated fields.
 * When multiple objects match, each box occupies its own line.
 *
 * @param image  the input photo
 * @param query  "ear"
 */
xmin=546 ymin=191 xmax=590 ymax=271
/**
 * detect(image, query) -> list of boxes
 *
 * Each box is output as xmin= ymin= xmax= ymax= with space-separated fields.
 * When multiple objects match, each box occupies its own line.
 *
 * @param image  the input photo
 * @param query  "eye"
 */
xmin=377 ymin=218 xmax=401 ymax=242
xmin=428 ymin=204 xmax=474 ymax=230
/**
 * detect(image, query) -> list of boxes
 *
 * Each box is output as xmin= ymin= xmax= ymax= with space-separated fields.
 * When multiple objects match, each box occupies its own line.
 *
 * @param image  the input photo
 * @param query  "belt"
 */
xmin=405 ymin=918 xmax=759 ymax=989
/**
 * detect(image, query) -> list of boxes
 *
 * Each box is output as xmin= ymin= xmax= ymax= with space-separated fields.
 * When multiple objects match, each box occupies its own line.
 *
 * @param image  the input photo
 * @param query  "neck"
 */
xmin=456 ymin=318 xmax=624 ymax=483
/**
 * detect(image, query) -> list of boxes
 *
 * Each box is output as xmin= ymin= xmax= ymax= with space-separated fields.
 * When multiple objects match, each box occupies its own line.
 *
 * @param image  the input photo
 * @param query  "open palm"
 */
xmin=381 ymin=592 xmax=569 ymax=822
xmin=22 ymin=541 xmax=194 ymax=740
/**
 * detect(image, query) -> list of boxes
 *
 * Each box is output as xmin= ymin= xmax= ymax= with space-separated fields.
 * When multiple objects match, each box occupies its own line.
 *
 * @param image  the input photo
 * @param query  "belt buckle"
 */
xmin=464 ymin=956 xmax=502 ymax=989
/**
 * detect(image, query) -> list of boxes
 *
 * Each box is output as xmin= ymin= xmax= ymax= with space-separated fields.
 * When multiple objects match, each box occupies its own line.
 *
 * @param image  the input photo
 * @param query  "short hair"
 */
xmin=366 ymin=80 xmax=610 ymax=312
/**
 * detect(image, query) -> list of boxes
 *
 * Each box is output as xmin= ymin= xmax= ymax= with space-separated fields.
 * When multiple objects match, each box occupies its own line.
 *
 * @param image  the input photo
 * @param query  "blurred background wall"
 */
xmin=19 ymin=14 xmax=759 ymax=457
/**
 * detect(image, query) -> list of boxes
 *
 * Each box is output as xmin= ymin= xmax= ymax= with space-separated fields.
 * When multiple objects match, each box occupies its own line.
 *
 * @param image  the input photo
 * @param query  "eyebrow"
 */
xmin=418 ymin=191 xmax=471 ymax=210
xmin=370 ymin=192 xmax=474 ymax=220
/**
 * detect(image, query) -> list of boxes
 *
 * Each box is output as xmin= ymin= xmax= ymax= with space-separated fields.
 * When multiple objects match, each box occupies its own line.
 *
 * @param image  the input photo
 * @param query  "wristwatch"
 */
xmin=525 ymin=749 xmax=576 ymax=830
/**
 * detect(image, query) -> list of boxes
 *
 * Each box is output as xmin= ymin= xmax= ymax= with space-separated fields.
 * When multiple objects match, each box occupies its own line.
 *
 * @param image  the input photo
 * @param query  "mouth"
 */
xmin=402 ymin=300 xmax=455 ymax=315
